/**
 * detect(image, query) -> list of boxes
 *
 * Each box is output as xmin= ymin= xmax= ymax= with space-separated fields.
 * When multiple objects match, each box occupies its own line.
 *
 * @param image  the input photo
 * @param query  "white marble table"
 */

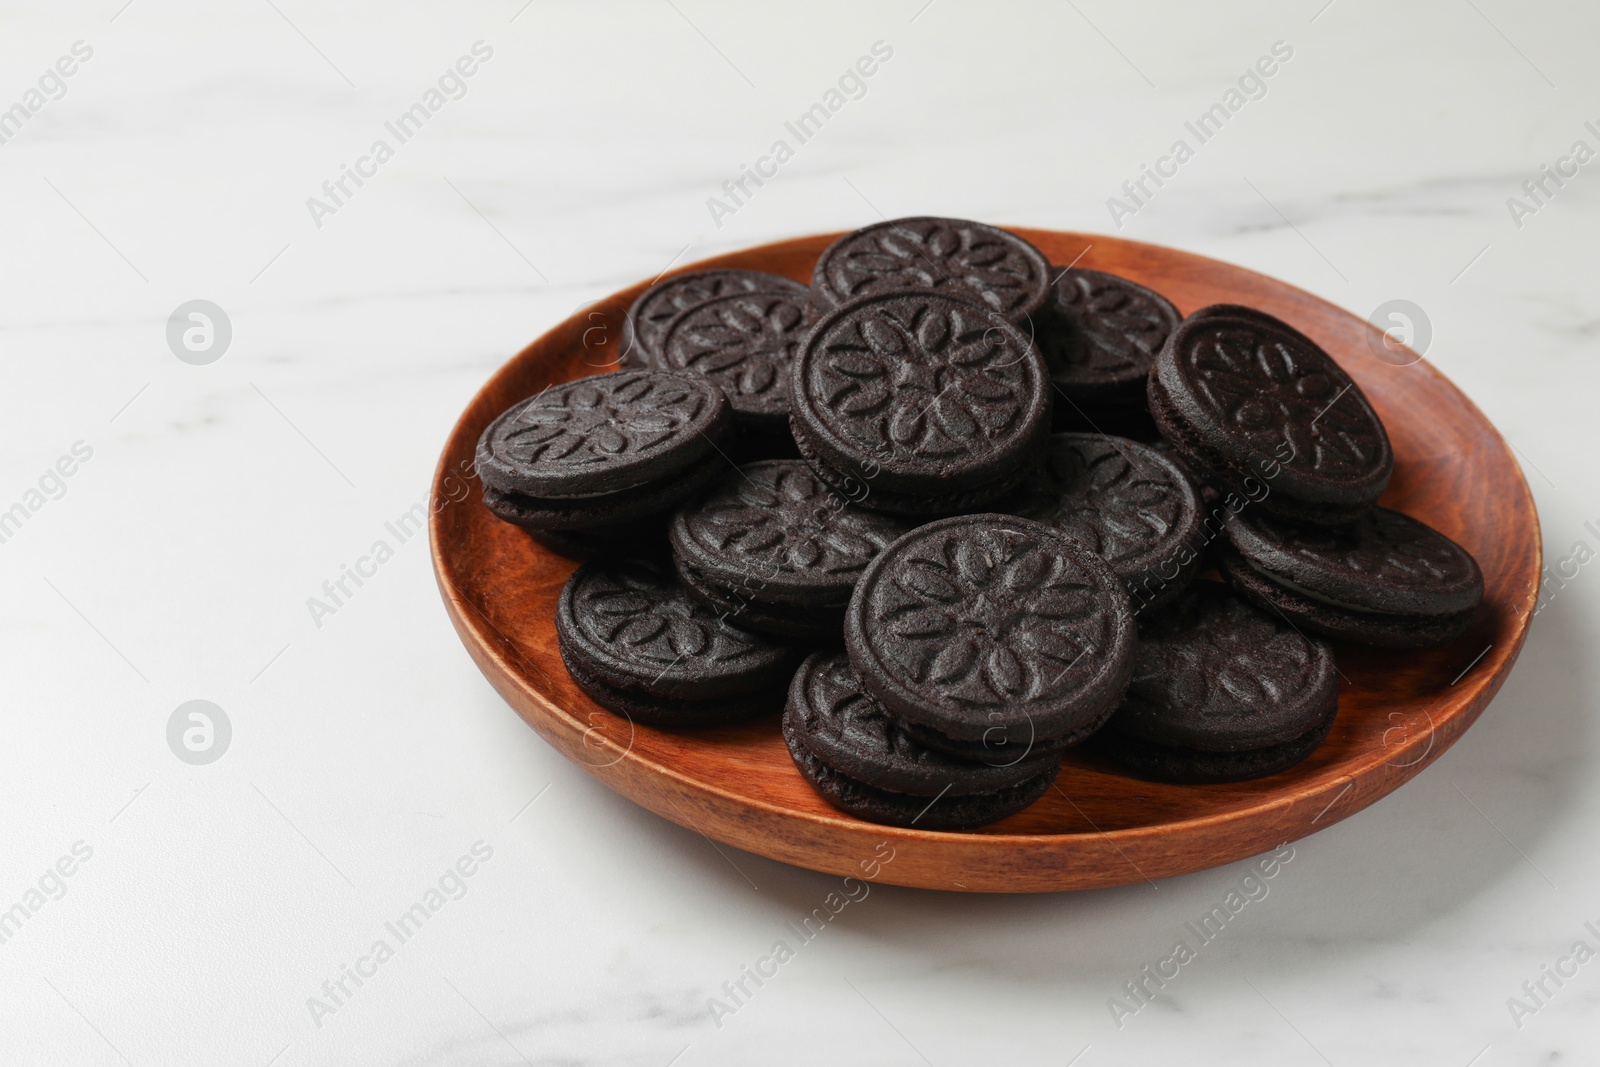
xmin=2 ymin=1 xmax=1597 ymax=1063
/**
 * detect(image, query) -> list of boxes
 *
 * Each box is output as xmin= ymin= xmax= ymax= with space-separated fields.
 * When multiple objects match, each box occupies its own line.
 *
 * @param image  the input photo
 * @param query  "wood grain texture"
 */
xmin=429 ymin=230 xmax=1541 ymax=893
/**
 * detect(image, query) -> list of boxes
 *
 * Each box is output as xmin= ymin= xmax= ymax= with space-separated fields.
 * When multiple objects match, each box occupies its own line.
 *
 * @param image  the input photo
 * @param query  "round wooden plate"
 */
xmin=430 ymin=230 xmax=1540 ymax=893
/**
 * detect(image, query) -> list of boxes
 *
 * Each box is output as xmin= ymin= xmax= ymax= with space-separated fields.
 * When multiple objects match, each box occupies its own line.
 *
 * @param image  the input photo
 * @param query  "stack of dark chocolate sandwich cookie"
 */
xmin=475 ymin=370 xmax=734 ymax=557
xmin=475 ymin=217 xmax=1485 ymax=828
xmin=1089 ymin=297 xmax=1484 ymax=782
xmin=618 ymin=268 xmax=810 ymax=459
xmin=793 ymin=514 xmax=1137 ymax=828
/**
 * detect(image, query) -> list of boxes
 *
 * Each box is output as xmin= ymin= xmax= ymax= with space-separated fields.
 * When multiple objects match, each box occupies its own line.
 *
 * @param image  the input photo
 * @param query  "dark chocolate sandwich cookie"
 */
xmin=1038 ymin=268 xmax=1180 ymax=411
xmin=1149 ymin=305 xmax=1392 ymax=524
xmin=845 ymin=514 xmax=1136 ymax=756
xmin=484 ymin=479 xmax=702 ymax=559
xmin=556 ymin=558 xmax=800 ymax=726
xmin=785 ymin=652 xmax=1060 ymax=797
xmin=477 ymin=371 xmax=729 ymax=498
xmin=784 ymin=650 xmax=1058 ymax=829
xmin=476 ymin=371 xmax=733 ymax=553
xmin=1007 ymin=434 xmax=1204 ymax=613
xmin=1097 ymin=581 xmax=1339 ymax=783
xmin=1220 ymin=506 xmax=1484 ymax=648
xmin=669 ymin=460 xmax=907 ymax=640
xmin=790 ymin=290 xmax=1052 ymax=516
xmin=658 ymin=290 xmax=808 ymax=443
xmin=620 ymin=269 xmax=807 ymax=369
xmin=808 ymin=217 xmax=1052 ymax=326
xmin=785 ymin=736 xmax=1057 ymax=831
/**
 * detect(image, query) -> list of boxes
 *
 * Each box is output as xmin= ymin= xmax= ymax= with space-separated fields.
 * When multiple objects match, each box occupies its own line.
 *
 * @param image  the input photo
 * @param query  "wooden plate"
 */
xmin=430 ymin=230 xmax=1540 ymax=893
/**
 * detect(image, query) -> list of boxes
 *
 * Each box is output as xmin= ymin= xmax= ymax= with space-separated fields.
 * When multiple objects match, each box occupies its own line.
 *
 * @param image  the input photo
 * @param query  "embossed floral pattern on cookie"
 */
xmin=477 ymin=371 xmax=728 ymax=497
xmin=1179 ymin=320 xmax=1385 ymax=479
xmin=1227 ymin=505 xmax=1483 ymax=613
xmin=848 ymin=517 xmax=1135 ymax=731
xmin=1113 ymin=582 xmax=1337 ymax=749
xmin=812 ymin=217 xmax=1052 ymax=321
xmin=1045 ymin=269 xmax=1179 ymax=382
xmin=661 ymin=292 xmax=809 ymax=418
xmin=564 ymin=559 xmax=782 ymax=674
xmin=1134 ymin=590 xmax=1323 ymax=717
xmin=674 ymin=461 xmax=905 ymax=587
xmin=798 ymin=292 xmax=1045 ymax=469
xmin=627 ymin=269 xmax=806 ymax=366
